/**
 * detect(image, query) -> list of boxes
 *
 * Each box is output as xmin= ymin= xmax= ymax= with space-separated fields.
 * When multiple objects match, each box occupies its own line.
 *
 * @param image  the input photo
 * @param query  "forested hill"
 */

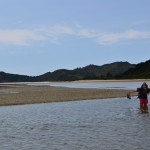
xmin=120 ymin=60 xmax=150 ymax=79
xmin=1 ymin=60 xmax=149 ymax=82
xmin=0 ymin=71 xmax=36 ymax=82
xmin=0 ymin=71 xmax=34 ymax=82
xmin=36 ymin=61 xmax=135 ymax=81
xmin=0 ymin=61 xmax=135 ymax=82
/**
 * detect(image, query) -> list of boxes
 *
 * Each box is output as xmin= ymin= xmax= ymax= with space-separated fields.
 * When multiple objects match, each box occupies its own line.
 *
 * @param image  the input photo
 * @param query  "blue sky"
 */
xmin=0 ymin=0 xmax=150 ymax=76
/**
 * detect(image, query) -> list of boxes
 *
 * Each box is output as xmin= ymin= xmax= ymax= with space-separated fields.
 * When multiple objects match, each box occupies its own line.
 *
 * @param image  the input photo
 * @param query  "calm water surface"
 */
xmin=30 ymin=81 xmax=150 ymax=90
xmin=0 ymin=98 xmax=150 ymax=150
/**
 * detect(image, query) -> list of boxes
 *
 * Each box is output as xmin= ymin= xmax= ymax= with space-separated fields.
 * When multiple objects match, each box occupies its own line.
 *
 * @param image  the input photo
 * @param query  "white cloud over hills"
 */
xmin=0 ymin=25 xmax=150 ymax=46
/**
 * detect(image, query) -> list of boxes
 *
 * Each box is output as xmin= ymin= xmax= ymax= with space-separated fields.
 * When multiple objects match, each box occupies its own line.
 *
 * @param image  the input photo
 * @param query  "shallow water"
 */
xmin=30 ymin=81 xmax=150 ymax=90
xmin=0 ymin=98 xmax=150 ymax=150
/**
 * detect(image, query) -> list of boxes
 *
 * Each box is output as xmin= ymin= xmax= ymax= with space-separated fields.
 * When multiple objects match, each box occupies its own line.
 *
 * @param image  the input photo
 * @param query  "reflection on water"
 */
xmin=0 ymin=98 xmax=150 ymax=150
xmin=50 ymin=81 xmax=150 ymax=90
xmin=29 ymin=81 xmax=150 ymax=90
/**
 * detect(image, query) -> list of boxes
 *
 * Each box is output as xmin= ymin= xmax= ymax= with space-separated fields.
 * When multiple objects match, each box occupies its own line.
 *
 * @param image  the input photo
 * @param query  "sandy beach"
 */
xmin=0 ymin=82 xmax=138 ymax=106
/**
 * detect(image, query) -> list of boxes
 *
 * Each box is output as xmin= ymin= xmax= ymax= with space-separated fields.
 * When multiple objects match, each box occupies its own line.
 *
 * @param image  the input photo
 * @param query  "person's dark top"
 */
xmin=137 ymin=88 xmax=150 ymax=99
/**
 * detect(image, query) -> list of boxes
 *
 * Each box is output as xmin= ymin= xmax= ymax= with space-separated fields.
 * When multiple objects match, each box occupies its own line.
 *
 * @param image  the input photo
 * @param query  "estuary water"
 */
xmin=0 ymin=98 xmax=150 ymax=150
xmin=30 ymin=80 xmax=150 ymax=90
xmin=1 ymin=81 xmax=150 ymax=150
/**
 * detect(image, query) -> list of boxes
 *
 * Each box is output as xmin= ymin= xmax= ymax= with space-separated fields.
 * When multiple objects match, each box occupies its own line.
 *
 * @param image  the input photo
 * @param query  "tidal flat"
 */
xmin=0 ymin=83 xmax=136 ymax=106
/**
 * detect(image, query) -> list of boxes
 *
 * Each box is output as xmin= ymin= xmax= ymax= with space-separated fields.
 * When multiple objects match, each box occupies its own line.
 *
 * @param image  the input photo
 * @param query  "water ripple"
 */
xmin=0 ymin=98 xmax=150 ymax=150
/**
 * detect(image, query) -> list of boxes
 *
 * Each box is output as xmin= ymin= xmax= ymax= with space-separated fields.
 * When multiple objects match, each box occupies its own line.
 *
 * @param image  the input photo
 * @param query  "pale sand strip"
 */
xmin=0 ymin=84 xmax=138 ymax=106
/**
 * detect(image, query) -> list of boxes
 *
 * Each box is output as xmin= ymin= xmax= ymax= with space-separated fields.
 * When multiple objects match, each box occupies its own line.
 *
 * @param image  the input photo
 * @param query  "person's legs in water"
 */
xmin=144 ymin=98 xmax=148 ymax=113
xmin=140 ymin=99 xmax=148 ymax=113
xmin=143 ymin=104 xmax=148 ymax=113
xmin=140 ymin=103 xmax=144 ymax=113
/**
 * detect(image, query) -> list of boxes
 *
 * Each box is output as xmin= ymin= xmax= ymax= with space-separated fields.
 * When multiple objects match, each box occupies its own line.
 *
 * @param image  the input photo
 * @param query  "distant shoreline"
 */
xmin=74 ymin=79 xmax=150 ymax=82
xmin=0 ymin=79 xmax=150 ymax=85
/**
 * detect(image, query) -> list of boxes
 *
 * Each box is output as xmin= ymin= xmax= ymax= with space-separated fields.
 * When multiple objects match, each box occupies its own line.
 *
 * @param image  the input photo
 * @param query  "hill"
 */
xmin=120 ymin=60 xmax=150 ymax=79
xmin=0 ymin=72 xmax=35 ymax=82
xmin=34 ymin=61 xmax=135 ymax=81
xmin=0 ymin=61 xmax=136 ymax=82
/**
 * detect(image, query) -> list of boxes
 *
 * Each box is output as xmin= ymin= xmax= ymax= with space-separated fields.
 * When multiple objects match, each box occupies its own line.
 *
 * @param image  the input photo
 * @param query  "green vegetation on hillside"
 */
xmin=120 ymin=60 xmax=150 ymax=79
xmin=1 ymin=60 xmax=150 ymax=82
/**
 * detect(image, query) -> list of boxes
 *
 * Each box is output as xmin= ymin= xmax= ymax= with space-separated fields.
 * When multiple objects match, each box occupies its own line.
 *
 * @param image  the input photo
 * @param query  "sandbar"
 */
xmin=0 ymin=83 xmax=138 ymax=106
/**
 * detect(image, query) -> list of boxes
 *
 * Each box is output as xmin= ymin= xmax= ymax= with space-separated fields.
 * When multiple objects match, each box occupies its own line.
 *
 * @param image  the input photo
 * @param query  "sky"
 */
xmin=0 ymin=0 xmax=150 ymax=76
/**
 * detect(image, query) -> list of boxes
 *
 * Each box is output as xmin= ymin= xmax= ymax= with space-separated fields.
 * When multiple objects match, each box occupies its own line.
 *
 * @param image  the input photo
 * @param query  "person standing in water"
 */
xmin=127 ymin=82 xmax=150 ymax=113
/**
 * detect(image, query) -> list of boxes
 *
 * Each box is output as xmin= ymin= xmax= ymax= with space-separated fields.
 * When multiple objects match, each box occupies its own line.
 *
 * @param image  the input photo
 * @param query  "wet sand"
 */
xmin=0 ymin=83 xmax=138 ymax=106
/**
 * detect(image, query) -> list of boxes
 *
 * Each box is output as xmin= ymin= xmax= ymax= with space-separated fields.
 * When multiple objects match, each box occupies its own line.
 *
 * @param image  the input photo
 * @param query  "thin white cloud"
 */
xmin=97 ymin=32 xmax=120 ymax=44
xmin=123 ymin=30 xmax=150 ymax=39
xmin=0 ymin=26 xmax=150 ymax=45
xmin=77 ymin=28 xmax=96 ymax=38
xmin=0 ymin=29 xmax=45 ymax=45
xmin=96 ymin=30 xmax=150 ymax=44
xmin=37 ymin=25 xmax=74 ymax=36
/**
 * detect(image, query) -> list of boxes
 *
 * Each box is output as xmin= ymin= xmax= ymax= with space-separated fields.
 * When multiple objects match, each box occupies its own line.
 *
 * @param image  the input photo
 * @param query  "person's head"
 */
xmin=141 ymin=82 xmax=148 ymax=89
